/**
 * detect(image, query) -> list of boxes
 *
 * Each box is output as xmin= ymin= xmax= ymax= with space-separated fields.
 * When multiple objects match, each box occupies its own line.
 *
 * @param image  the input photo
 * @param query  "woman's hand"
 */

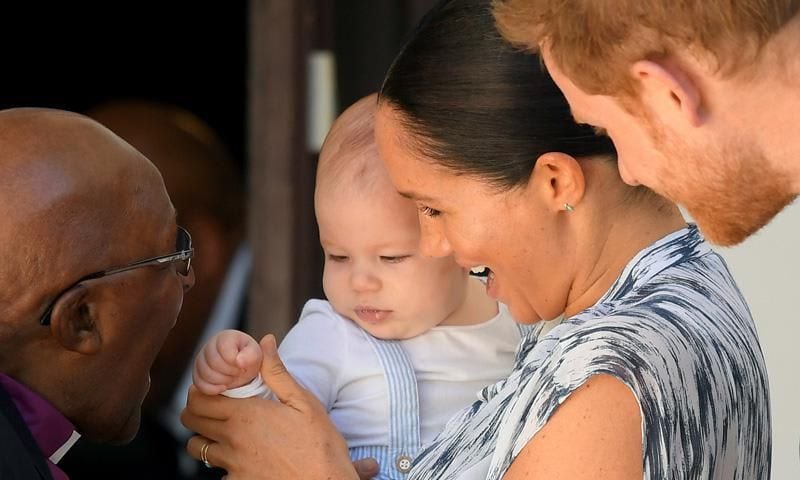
xmin=182 ymin=334 xmax=371 ymax=479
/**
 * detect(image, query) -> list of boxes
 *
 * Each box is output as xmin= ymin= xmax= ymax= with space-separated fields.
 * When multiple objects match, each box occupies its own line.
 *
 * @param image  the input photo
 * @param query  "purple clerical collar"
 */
xmin=0 ymin=373 xmax=80 ymax=480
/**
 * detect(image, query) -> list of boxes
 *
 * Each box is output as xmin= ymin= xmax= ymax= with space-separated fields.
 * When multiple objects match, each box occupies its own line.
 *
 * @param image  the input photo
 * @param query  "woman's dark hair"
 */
xmin=379 ymin=0 xmax=616 ymax=190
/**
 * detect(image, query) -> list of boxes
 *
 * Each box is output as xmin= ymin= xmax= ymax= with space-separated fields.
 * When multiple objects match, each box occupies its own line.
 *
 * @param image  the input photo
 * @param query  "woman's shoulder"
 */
xmin=538 ymin=305 xmax=757 ymax=377
xmin=484 ymin=306 xmax=769 ymax=474
xmin=511 ymin=297 xmax=766 ymax=417
xmin=557 ymin=244 xmax=760 ymax=368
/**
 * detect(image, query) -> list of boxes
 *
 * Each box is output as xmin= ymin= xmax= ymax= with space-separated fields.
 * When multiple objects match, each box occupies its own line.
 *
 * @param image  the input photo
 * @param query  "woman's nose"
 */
xmin=418 ymin=221 xmax=453 ymax=258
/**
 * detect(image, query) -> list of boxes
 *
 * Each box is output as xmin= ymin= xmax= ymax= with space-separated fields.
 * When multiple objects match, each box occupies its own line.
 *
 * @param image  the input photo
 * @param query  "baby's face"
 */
xmin=317 ymin=186 xmax=468 ymax=340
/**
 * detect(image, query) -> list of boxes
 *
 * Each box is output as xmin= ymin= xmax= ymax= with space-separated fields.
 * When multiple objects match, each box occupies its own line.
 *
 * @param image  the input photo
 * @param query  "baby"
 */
xmin=192 ymin=94 xmax=525 ymax=479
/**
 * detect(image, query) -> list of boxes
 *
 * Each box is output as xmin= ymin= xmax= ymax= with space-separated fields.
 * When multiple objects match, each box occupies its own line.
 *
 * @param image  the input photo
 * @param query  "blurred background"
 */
xmin=1 ymin=1 xmax=796 ymax=478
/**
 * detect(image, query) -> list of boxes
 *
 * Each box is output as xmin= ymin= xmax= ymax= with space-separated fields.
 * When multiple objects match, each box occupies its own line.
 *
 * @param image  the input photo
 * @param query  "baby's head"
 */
xmin=315 ymin=94 xmax=469 ymax=340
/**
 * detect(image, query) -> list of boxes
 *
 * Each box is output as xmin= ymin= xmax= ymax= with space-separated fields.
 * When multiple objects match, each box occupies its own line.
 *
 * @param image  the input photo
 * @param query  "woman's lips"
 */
xmin=469 ymin=265 xmax=489 ymax=277
xmin=354 ymin=307 xmax=392 ymax=324
xmin=468 ymin=265 xmax=498 ymax=298
xmin=485 ymin=269 xmax=499 ymax=299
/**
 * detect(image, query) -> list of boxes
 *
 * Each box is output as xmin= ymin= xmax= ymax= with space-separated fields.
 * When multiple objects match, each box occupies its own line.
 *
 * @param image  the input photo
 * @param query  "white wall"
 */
xmin=713 ymin=203 xmax=800 ymax=479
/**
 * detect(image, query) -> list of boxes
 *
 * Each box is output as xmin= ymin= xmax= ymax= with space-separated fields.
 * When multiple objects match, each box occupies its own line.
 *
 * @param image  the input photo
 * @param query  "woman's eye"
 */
xmin=418 ymin=205 xmax=441 ymax=218
xmin=380 ymin=255 xmax=411 ymax=263
xmin=327 ymin=254 xmax=349 ymax=262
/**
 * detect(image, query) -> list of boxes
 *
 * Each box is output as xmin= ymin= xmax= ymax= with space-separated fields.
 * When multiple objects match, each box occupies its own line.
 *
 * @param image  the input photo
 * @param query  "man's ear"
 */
xmin=49 ymin=285 xmax=102 ymax=355
xmin=528 ymin=152 xmax=586 ymax=212
xmin=630 ymin=59 xmax=706 ymax=127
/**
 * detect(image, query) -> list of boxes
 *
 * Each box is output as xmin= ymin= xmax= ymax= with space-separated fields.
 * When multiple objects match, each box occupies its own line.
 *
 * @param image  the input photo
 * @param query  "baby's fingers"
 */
xmin=217 ymin=333 xmax=251 ymax=366
xmin=235 ymin=342 xmax=264 ymax=371
xmin=192 ymin=360 xmax=233 ymax=395
xmin=205 ymin=338 xmax=242 ymax=376
xmin=196 ymin=349 xmax=240 ymax=386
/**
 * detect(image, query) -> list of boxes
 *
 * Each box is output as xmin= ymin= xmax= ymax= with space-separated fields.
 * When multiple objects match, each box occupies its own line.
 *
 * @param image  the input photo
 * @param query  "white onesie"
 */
xmin=227 ymin=298 xmax=525 ymax=479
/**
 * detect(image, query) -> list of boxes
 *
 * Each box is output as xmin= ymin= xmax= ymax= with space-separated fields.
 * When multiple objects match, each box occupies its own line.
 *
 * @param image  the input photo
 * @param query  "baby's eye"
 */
xmin=327 ymin=254 xmax=349 ymax=262
xmin=418 ymin=205 xmax=441 ymax=218
xmin=380 ymin=255 xmax=411 ymax=263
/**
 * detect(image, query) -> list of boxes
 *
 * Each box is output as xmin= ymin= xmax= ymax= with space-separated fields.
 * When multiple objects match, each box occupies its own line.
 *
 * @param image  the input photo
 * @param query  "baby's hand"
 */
xmin=193 ymin=329 xmax=263 ymax=395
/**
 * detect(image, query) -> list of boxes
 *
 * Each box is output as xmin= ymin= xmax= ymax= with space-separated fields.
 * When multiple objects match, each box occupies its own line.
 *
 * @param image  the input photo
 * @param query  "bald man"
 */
xmin=58 ymin=101 xmax=245 ymax=480
xmin=0 ymin=108 xmax=195 ymax=480
xmin=86 ymin=101 xmax=245 ymax=415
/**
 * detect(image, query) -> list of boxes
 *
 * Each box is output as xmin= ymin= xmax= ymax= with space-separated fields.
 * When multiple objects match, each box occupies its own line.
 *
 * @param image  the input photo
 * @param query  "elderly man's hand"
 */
xmin=182 ymin=335 xmax=364 ymax=480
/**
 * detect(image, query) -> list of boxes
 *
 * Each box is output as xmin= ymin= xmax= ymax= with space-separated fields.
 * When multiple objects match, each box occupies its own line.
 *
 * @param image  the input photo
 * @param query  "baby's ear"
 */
xmin=49 ymin=285 xmax=102 ymax=355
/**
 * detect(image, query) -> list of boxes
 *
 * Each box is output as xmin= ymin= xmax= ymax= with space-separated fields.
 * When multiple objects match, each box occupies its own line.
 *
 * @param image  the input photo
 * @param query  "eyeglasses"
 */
xmin=39 ymin=226 xmax=194 ymax=326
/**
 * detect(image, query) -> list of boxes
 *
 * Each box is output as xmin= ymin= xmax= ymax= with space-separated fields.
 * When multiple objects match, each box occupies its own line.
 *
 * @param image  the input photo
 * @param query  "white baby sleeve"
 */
xmin=222 ymin=373 xmax=272 ymax=399
xmin=220 ymin=300 xmax=346 ymax=408
xmin=218 ymin=300 xmax=345 ymax=411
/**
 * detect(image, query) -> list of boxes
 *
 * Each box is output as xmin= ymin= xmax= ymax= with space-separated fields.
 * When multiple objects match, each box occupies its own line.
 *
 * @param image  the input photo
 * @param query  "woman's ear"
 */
xmin=528 ymin=152 xmax=586 ymax=212
xmin=630 ymin=59 xmax=705 ymax=128
xmin=49 ymin=285 xmax=102 ymax=355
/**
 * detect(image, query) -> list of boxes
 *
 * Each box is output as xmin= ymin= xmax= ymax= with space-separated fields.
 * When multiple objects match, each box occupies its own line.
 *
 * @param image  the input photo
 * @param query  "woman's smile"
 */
xmin=485 ymin=269 xmax=499 ymax=299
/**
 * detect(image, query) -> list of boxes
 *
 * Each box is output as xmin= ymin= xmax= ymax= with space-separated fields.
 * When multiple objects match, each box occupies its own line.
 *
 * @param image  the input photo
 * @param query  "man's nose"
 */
xmin=182 ymin=266 xmax=196 ymax=292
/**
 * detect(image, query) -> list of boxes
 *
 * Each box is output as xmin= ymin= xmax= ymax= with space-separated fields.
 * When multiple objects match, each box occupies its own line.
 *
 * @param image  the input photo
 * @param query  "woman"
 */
xmin=182 ymin=1 xmax=770 ymax=478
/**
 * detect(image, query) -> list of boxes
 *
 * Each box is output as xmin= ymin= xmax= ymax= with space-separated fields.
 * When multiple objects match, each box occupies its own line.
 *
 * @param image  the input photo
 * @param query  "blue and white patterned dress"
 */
xmin=409 ymin=225 xmax=771 ymax=480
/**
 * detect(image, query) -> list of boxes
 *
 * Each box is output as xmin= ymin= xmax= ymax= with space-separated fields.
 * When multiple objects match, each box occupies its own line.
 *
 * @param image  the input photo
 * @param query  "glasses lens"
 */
xmin=177 ymin=226 xmax=192 ymax=251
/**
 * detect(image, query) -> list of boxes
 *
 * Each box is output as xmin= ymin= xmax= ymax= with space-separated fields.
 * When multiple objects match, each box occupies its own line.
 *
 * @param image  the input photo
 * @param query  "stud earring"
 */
xmin=564 ymin=203 xmax=575 ymax=212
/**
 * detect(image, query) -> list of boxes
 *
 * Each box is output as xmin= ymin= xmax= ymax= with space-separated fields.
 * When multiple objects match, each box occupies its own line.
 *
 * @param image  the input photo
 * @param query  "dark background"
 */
xmin=0 ymin=1 xmax=435 ymax=177
xmin=0 ymin=1 xmax=435 ymax=319
xmin=7 ymin=3 xmax=435 ymax=478
xmin=0 ymin=4 xmax=248 ymax=169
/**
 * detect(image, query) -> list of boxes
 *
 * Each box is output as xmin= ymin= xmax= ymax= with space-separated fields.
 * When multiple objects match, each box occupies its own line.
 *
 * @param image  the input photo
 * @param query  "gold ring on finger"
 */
xmin=200 ymin=440 xmax=213 ymax=469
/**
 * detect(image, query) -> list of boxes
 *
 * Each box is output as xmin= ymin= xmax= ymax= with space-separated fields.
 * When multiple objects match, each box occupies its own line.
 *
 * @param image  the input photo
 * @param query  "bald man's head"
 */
xmin=86 ymin=100 xmax=245 ymax=410
xmin=0 ymin=108 xmax=171 ymax=323
xmin=0 ymin=108 xmax=193 ymax=443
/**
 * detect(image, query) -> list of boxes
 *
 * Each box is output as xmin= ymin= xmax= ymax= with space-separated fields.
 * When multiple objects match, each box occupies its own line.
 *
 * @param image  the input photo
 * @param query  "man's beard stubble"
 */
xmin=651 ymin=123 xmax=796 ymax=246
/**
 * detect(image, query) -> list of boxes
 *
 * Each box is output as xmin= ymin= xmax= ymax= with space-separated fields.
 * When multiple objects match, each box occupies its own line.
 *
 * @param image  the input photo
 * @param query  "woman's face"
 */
xmin=375 ymin=105 xmax=575 ymax=323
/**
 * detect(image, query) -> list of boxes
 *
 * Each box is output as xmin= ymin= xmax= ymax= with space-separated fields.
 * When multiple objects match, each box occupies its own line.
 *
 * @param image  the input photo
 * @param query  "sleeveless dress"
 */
xmin=409 ymin=225 xmax=771 ymax=480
